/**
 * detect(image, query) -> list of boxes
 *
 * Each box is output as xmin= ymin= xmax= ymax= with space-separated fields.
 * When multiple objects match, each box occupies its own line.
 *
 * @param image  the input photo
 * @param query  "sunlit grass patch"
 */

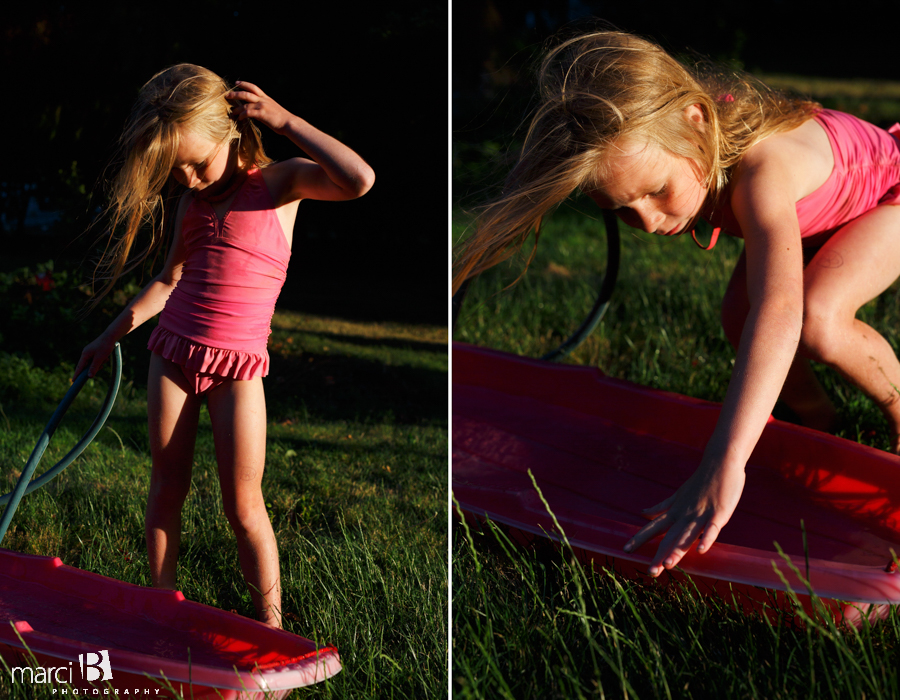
xmin=0 ymin=311 xmax=447 ymax=699
xmin=453 ymin=187 xmax=900 ymax=695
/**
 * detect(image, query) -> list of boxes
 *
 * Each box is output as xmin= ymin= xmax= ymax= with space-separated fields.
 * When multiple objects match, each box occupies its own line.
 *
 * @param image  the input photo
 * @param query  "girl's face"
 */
xmin=170 ymin=128 xmax=237 ymax=194
xmin=588 ymin=139 xmax=708 ymax=237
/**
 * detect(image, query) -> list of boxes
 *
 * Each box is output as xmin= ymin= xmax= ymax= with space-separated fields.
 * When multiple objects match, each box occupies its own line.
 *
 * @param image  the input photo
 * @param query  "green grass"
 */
xmin=453 ymin=195 xmax=900 ymax=446
xmin=452 ymin=200 xmax=900 ymax=698
xmin=454 ymin=508 xmax=900 ymax=699
xmin=0 ymin=310 xmax=448 ymax=699
xmin=757 ymin=74 xmax=900 ymax=125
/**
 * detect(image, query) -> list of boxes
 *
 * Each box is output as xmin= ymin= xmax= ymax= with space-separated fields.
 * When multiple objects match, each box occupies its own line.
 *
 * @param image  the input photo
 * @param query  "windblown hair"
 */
xmin=91 ymin=63 xmax=274 ymax=305
xmin=452 ymin=30 xmax=820 ymax=293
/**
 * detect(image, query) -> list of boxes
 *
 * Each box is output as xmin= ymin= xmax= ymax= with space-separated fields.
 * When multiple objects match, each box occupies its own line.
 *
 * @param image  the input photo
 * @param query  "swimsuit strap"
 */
xmin=691 ymin=227 xmax=721 ymax=251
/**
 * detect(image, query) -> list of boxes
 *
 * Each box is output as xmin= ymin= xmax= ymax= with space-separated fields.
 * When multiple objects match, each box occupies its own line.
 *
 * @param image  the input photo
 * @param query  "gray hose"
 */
xmin=0 ymin=344 xmax=122 ymax=544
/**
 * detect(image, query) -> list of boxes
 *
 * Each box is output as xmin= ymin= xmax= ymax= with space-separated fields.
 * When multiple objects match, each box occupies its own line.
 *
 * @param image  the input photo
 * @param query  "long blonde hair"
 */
xmin=452 ymin=30 xmax=820 ymax=293
xmin=91 ymin=63 xmax=273 ymax=304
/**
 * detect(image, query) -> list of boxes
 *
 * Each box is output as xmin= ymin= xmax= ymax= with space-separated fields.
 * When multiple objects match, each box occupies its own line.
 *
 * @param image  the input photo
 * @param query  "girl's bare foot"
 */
xmin=258 ymin=604 xmax=282 ymax=629
xmin=260 ymin=613 xmax=282 ymax=629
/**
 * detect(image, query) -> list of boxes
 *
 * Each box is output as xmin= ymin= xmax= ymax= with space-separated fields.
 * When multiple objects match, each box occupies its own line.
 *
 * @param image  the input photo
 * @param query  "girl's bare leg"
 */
xmin=800 ymin=205 xmax=900 ymax=452
xmin=776 ymin=356 xmax=839 ymax=433
xmin=146 ymin=354 xmax=201 ymax=589
xmin=721 ymin=251 xmax=838 ymax=432
xmin=207 ymin=377 xmax=282 ymax=628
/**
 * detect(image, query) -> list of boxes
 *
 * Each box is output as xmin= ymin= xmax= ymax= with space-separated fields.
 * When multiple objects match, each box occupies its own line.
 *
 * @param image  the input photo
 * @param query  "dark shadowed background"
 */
xmin=3 ymin=2 xmax=447 ymax=326
xmin=454 ymin=0 xmax=899 ymax=206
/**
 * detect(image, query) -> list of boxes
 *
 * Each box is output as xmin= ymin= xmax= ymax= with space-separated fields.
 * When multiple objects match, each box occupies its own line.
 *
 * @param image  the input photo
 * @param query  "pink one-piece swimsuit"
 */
xmin=148 ymin=168 xmax=291 ymax=395
xmin=709 ymin=109 xmax=900 ymax=245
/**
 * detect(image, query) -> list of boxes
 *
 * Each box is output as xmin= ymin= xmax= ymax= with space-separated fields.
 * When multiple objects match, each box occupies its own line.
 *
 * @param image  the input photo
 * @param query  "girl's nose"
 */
xmin=182 ymin=168 xmax=199 ymax=188
xmin=634 ymin=204 xmax=664 ymax=233
xmin=173 ymin=167 xmax=199 ymax=189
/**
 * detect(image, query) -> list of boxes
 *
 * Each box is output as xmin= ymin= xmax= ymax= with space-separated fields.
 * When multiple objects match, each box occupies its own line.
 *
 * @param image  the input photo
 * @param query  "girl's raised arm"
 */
xmin=74 ymin=195 xmax=191 ymax=379
xmin=226 ymin=82 xmax=375 ymax=203
xmin=625 ymin=143 xmax=807 ymax=576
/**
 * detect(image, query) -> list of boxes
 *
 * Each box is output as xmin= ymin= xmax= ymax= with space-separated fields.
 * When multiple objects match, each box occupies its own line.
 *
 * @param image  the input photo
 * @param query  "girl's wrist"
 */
xmin=700 ymin=437 xmax=749 ymax=475
xmin=100 ymin=329 xmax=120 ymax=347
xmin=273 ymin=112 xmax=302 ymax=137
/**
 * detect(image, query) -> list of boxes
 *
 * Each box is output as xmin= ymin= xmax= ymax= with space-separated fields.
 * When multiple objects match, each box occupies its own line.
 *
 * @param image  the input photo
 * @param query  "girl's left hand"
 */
xmin=226 ymin=82 xmax=293 ymax=134
xmin=624 ymin=460 xmax=746 ymax=576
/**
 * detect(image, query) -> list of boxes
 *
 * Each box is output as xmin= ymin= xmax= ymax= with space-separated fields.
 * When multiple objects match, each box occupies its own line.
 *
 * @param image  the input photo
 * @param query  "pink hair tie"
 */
xmin=718 ymin=94 xmax=735 ymax=102
xmin=691 ymin=227 xmax=721 ymax=251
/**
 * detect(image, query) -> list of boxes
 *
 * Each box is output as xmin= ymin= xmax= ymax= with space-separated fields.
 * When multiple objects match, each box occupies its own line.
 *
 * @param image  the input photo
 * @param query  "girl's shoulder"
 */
xmin=733 ymin=115 xmax=834 ymax=204
xmin=256 ymin=159 xmax=303 ymax=206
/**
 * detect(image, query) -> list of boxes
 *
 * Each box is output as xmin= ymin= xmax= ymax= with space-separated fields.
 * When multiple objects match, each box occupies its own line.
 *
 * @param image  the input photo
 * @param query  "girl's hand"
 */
xmin=226 ymin=82 xmax=293 ymax=134
xmin=74 ymin=334 xmax=117 ymax=380
xmin=229 ymin=81 xmax=374 ymax=203
xmin=624 ymin=461 xmax=745 ymax=576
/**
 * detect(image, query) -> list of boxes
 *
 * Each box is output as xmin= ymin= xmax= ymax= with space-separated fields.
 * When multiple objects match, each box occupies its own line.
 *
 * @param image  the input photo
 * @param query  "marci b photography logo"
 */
xmin=80 ymin=650 xmax=113 ymax=682
xmin=8 ymin=649 xmax=160 ymax=694
xmin=11 ymin=649 xmax=111 ymax=686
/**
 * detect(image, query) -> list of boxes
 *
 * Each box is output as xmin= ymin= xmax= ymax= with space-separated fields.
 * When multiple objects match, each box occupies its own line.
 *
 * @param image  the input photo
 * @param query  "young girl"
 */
xmin=74 ymin=64 xmax=374 ymax=627
xmin=453 ymin=30 xmax=900 ymax=579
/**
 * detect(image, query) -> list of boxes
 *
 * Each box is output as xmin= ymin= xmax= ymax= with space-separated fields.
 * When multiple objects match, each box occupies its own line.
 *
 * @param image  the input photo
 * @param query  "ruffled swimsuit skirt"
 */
xmin=148 ymin=168 xmax=291 ymax=395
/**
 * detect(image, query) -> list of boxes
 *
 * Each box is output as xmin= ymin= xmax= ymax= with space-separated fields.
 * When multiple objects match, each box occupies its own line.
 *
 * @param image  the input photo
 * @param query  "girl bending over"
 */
xmin=454 ymin=30 xmax=900 ymax=578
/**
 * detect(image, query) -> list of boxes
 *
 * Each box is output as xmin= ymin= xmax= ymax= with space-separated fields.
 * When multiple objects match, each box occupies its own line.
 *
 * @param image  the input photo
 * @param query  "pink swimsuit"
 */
xmin=710 ymin=109 xmax=900 ymax=244
xmin=148 ymin=168 xmax=291 ymax=395
xmin=795 ymin=110 xmax=900 ymax=237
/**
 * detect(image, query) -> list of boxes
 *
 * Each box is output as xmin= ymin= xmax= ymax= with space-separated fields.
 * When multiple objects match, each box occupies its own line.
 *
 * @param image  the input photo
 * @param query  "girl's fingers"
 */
xmin=226 ymin=92 xmax=258 ymax=106
xmin=74 ymin=350 xmax=94 ymax=379
xmin=696 ymin=521 xmax=721 ymax=554
xmin=624 ymin=511 xmax=671 ymax=553
xmin=641 ymin=493 xmax=676 ymax=518
xmin=229 ymin=83 xmax=265 ymax=103
xmin=648 ymin=517 xmax=706 ymax=576
xmin=234 ymin=80 xmax=262 ymax=95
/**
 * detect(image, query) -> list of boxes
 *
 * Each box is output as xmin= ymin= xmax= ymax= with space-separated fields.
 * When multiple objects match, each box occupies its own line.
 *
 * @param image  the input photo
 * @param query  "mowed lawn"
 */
xmin=0 ymin=308 xmax=448 ymax=699
xmin=452 ymin=82 xmax=900 ymax=694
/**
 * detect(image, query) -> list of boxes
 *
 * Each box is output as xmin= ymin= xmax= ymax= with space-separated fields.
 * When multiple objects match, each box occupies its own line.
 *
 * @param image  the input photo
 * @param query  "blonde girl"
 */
xmin=75 ymin=64 xmax=374 ymax=627
xmin=454 ymin=30 xmax=900 ymax=579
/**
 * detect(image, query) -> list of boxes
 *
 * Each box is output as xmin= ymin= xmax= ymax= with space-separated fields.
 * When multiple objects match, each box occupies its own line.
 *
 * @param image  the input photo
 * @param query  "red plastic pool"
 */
xmin=453 ymin=343 xmax=900 ymax=623
xmin=0 ymin=549 xmax=341 ymax=698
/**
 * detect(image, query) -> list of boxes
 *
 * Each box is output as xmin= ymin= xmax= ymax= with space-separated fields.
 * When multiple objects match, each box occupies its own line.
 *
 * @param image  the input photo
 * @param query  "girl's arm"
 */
xmin=74 ymin=195 xmax=191 ymax=379
xmin=226 ymin=82 xmax=375 ymax=203
xmin=625 ymin=145 xmax=806 ymax=576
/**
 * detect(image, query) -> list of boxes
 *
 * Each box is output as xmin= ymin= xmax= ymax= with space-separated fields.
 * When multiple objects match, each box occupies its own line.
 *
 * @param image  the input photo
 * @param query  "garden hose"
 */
xmin=0 ymin=343 xmax=122 ymax=545
xmin=540 ymin=210 xmax=620 ymax=362
xmin=452 ymin=209 xmax=620 ymax=362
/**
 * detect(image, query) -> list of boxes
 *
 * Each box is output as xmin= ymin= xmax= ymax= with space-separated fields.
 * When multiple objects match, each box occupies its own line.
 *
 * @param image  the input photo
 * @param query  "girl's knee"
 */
xmin=798 ymin=303 xmax=842 ymax=364
xmin=148 ymin=476 xmax=191 ymax=514
xmin=222 ymin=491 xmax=268 ymax=535
xmin=149 ymin=460 xmax=193 ymax=498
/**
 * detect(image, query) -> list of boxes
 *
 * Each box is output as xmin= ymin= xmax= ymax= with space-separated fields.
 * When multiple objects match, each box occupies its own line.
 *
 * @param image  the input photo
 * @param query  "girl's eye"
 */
xmin=652 ymin=186 xmax=667 ymax=197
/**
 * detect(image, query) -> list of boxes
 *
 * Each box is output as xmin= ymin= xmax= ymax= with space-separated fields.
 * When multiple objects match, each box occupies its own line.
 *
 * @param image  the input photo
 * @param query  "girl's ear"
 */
xmin=684 ymin=104 xmax=707 ymax=133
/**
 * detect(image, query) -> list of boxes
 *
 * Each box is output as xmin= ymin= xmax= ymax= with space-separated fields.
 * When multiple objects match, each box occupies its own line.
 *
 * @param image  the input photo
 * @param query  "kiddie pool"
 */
xmin=453 ymin=342 xmax=900 ymax=624
xmin=0 ymin=344 xmax=341 ymax=697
